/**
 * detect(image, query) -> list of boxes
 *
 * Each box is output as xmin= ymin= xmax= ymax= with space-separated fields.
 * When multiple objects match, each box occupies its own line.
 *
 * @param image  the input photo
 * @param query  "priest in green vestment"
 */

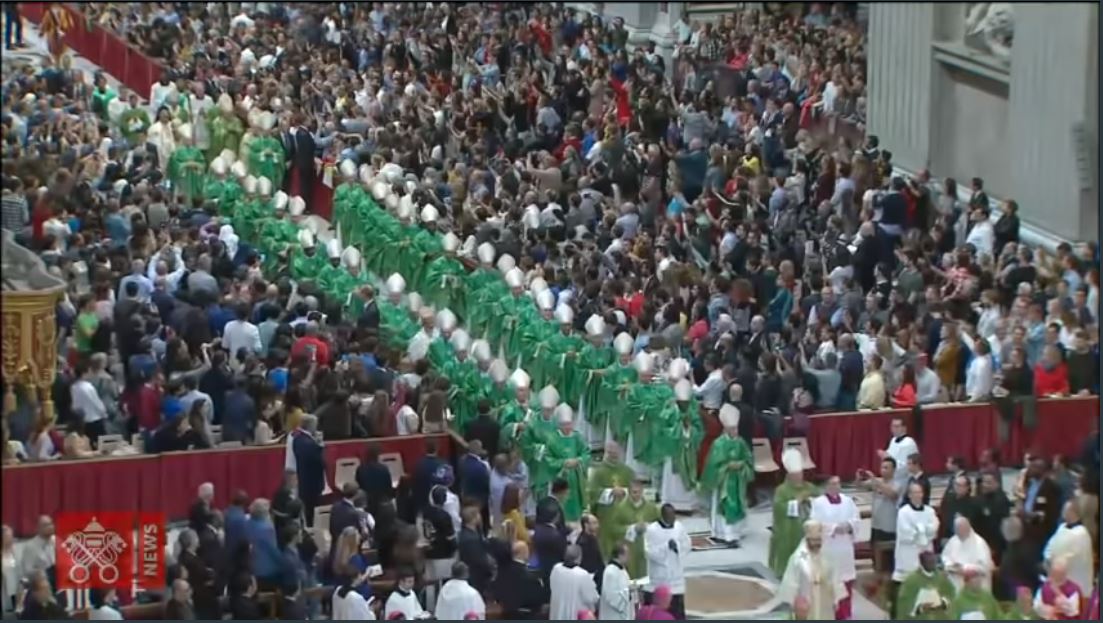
xmin=700 ymin=404 xmax=754 ymax=546
xmin=493 ymin=366 xmax=529 ymax=446
xmin=596 ymin=333 xmax=639 ymax=446
xmin=588 ymin=441 xmax=637 ymax=559
xmin=656 ymin=378 xmax=704 ymax=512
xmin=290 ymin=228 xmax=327 ymax=283
xmin=577 ymin=315 xmax=613 ymax=442
xmin=542 ymin=405 xmax=591 ymax=523
xmin=622 ymin=352 xmax=674 ymax=479
xmin=246 ymin=111 xmax=285 ymax=189
xmin=316 ymin=239 xmax=345 ymax=294
xmin=949 ymin=569 xmax=1002 ymax=620
xmin=118 ymin=103 xmax=150 ymax=146
xmin=421 ymin=232 xmax=467 ymax=317
xmin=769 ymin=448 xmax=818 ymax=576
xmin=519 ymin=385 xmax=562 ymax=497
xmin=605 ymin=479 xmax=660 ymax=579
xmin=167 ymin=124 xmax=207 ymax=202
xmin=896 ymin=552 xmax=956 ymax=620
xmin=481 ymin=359 xmax=514 ymax=418
xmin=205 ymin=94 xmax=244 ymax=162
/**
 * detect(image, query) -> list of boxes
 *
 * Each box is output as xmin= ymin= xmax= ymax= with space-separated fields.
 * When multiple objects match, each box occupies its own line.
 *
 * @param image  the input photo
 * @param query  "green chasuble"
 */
xmin=587 ymin=459 xmax=637 ymax=559
xmin=316 ymin=262 xmax=345 ymax=295
xmin=658 ymin=404 xmax=704 ymax=492
xmin=768 ymin=480 xmax=818 ymax=576
xmin=205 ymin=108 xmax=244 ymax=161
xmin=379 ymin=302 xmax=417 ymax=351
xmin=290 ymin=247 xmax=327 ymax=283
xmin=605 ymin=497 xmax=660 ymax=579
xmin=577 ymin=344 xmax=613 ymax=429
xmin=699 ymin=433 xmax=754 ymax=525
xmin=497 ymin=398 xmax=534 ymax=454
xmin=167 ymin=146 xmax=207 ymax=201
xmin=526 ymin=325 xmax=570 ymax=393
xmin=543 ymin=430 xmax=591 ymax=522
xmin=949 ymin=587 xmax=1002 ymax=620
xmin=597 ymin=363 xmax=638 ymax=444
xmin=519 ymin=413 xmax=559 ymax=496
xmin=896 ymin=569 xmax=956 ymax=620
xmin=91 ymin=87 xmax=117 ymax=120
xmin=1002 ymin=602 xmax=1041 ymax=620
xmin=255 ymin=216 xmax=296 ymax=271
xmin=118 ymin=107 xmax=150 ymax=145
xmin=247 ymin=135 xmax=286 ymax=188
xmin=421 ymin=255 xmax=467 ymax=318
xmin=623 ymin=382 xmax=675 ymax=469
xmin=444 ymin=359 xmax=482 ymax=434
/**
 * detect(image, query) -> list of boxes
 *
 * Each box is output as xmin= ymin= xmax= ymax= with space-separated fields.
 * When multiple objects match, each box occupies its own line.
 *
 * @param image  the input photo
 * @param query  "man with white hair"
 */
xmin=941 ymin=515 xmax=994 ymax=592
xmin=777 ymin=521 xmax=848 ymax=620
xmin=519 ymin=385 xmax=564 ymax=501
xmin=499 ymin=369 xmax=534 ymax=452
xmin=700 ymin=404 xmax=753 ymax=546
xmin=622 ymin=351 xmax=673 ymax=480
xmin=587 ymin=440 xmax=636 ymax=559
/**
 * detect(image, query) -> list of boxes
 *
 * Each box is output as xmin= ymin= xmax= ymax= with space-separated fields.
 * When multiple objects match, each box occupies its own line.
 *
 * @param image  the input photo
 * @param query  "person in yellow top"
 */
xmin=499 ymin=482 xmax=530 ymax=546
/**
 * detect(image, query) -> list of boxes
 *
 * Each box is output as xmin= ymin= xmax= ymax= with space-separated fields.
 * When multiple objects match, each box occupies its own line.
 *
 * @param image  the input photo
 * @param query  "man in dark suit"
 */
xmin=901 ymin=453 xmax=932 ymax=507
xmin=328 ymin=483 xmax=364 ymax=565
xmin=164 ymin=579 xmax=196 ymax=620
xmin=1021 ymin=455 xmax=1063 ymax=546
xmin=277 ymin=581 xmax=307 ymax=620
xmin=459 ymin=440 xmax=492 ymax=531
xmin=493 ymin=541 xmax=548 ymax=619
xmin=355 ymin=443 xmax=395 ymax=515
xmin=577 ymin=514 xmax=604 ymax=577
xmin=289 ymin=115 xmax=317 ymax=211
xmin=356 ymin=285 xmax=381 ymax=330
xmin=412 ymin=439 xmax=445 ymax=516
xmin=532 ymin=495 xmax=567 ymax=583
xmin=456 ymin=506 xmax=494 ymax=593
xmin=465 ymin=401 xmax=500 ymax=461
xmin=292 ymin=415 xmax=326 ymax=527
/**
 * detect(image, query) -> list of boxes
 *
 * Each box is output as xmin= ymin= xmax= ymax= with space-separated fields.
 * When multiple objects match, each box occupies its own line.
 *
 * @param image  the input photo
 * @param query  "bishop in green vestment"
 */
xmin=497 ymin=368 xmax=533 ymax=454
xmin=118 ymin=105 xmax=150 ymax=146
xmin=700 ymin=404 xmax=753 ymax=545
xmin=597 ymin=334 xmax=640 ymax=445
xmin=587 ymin=441 xmax=637 ymax=559
xmin=316 ymin=240 xmax=346 ymax=294
xmin=519 ymin=386 xmax=563 ymax=497
xmin=656 ymin=380 xmax=704 ymax=512
xmin=205 ymin=94 xmax=244 ymax=161
xmin=605 ymin=480 xmax=660 ymax=579
xmin=769 ymin=448 xmax=818 ymax=576
xmin=248 ymin=134 xmax=286 ymax=189
xmin=896 ymin=552 xmax=956 ymax=620
xmin=168 ymin=143 xmax=207 ymax=202
xmin=541 ymin=405 xmax=591 ymax=523
xmin=949 ymin=572 xmax=1002 ymax=620
xmin=290 ymin=229 xmax=327 ymax=283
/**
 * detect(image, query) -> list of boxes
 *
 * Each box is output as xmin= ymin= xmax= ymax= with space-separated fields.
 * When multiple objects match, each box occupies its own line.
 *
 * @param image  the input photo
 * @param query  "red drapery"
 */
xmin=2 ymin=434 xmax=451 ymax=536
xmin=21 ymin=3 xmax=167 ymax=97
xmin=806 ymin=409 xmax=910 ymax=480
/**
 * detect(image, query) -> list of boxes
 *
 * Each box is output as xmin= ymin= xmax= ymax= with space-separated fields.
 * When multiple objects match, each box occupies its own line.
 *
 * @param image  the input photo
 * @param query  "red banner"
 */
xmin=55 ymin=511 xmax=165 ymax=590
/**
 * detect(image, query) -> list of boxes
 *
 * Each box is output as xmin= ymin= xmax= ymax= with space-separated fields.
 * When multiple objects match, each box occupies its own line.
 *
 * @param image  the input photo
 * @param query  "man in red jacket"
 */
xmin=1033 ymin=345 xmax=1070 ymax=396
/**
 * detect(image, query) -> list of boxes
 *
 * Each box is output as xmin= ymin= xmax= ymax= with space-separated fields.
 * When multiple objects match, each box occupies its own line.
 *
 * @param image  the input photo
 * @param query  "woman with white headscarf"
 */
xmin=218 ymin=224 xmax=240 ymax=260
xmin=941 ymin=516 xmax=994 ymax=592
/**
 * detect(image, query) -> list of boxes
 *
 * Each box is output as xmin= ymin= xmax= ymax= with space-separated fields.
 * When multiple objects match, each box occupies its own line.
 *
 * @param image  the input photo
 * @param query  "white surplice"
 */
xmin=332 ymin=588 xmax=376 ymax=621
xmin=709 ymin=488 xmax=746 ymax=543
xmin=624 ymin=431 xmax=652 ymax=481
xmin=777 ymin=541 xmax=847 ymax=620
xmin=434 ymin=578 xmax=485 ymax=620
xmin=893 ymin=504 xmax=940 ymax=582
xmin=643 ymin=520 xmax=692 ymax=594
xmin=1043 ymin=523 xmax=1094 ymax=597
xmin=549 ymin=563 xmax=600 ymax=620
xmin=598 ymin=562 xmax=633 ymax=620
xmin=809 ymin=494 xmax=861 ymax=583
xmin=384 ymin=589 xmax=426 ymax=620
xmin=941 ymin=532 xmax=994 ymax=591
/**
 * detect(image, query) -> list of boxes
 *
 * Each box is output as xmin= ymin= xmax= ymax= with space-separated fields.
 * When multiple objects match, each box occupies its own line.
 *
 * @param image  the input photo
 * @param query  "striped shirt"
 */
xmin=1 ymin=191 xmax=28 ymax=233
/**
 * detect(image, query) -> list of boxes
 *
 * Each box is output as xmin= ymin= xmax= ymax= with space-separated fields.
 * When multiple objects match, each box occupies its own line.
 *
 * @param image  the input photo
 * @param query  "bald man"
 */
xmin=494 ymin=541 xmax=549 ymax=620
xmin=778 ymin=521 xmax=847 ymax=620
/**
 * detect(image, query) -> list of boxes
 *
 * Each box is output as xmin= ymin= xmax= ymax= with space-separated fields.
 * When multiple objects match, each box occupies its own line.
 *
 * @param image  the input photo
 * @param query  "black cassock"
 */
xmin=288 ymin=126 xmax=317 ymax=212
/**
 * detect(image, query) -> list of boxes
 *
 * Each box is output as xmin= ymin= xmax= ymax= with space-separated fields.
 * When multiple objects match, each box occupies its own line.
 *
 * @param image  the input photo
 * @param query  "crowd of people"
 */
xmin=1 ymin=0 xmax=1100 ymax=620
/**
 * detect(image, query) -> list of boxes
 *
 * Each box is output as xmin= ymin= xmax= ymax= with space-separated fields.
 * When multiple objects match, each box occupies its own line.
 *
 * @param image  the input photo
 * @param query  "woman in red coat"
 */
xmin=1033 ymin=345 xmax=1070 ymax=397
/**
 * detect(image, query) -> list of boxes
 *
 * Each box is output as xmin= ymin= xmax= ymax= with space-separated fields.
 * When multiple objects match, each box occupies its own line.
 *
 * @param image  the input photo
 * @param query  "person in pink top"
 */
xmin=1034 ymin=557 xmax=1084 ymax=620
xmin=637 ymin=585 xmax=676 ymax=620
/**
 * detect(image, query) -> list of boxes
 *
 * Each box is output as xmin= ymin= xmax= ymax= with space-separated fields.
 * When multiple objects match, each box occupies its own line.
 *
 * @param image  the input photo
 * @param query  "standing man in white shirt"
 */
xmin=19 ymin=516 xmax=55 ymax=587
xmin=810 ymin=476 xmax=861 ymax=620
xmin=88 ymin=588 xmax=124 ymax=620
xmin=599 ymin=542 xmax=633 ymax=620
xmin=70 ymin=361 xmax=109 ymax=446
xmin=878 ymin=417 xmax=919 ymax=494
xmin=914 ymin=354 xmax=942 ymax=404
xmin=643 ymin=504 xmax=692 ymax=619
xmin=549 ymin=545 xmax=599 ymax=620
xmin=222 ymin=304 xmax=263 ymax=362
